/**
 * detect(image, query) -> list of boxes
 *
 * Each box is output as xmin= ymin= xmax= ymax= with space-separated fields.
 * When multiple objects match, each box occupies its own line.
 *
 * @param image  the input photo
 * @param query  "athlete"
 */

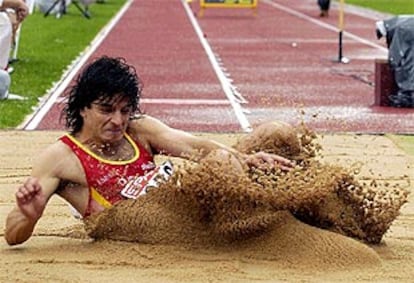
xmin=4 ymin=56 xmax=293 ymax=246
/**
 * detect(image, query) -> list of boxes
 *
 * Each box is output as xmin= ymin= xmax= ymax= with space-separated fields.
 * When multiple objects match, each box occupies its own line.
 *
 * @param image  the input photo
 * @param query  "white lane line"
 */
xmin=263 ymin=0 xmax=388 ymax=54
xmin=181 ymin=0 xmax=252 ymax=132
xmin=20 ymin=0 xmax=135 ymax=130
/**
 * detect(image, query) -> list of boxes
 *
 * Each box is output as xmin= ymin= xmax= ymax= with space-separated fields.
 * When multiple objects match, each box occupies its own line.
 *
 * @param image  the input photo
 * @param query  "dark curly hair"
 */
xmin=62 ymin=56 xmax=143 ymax=134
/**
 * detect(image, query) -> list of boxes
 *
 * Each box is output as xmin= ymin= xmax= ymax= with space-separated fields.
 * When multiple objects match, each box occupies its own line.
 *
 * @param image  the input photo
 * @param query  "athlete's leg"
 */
xmin=0 ymin=13 xmax=12 ymax=70
xmin=234 ymin=121 xmax=302 ymax=159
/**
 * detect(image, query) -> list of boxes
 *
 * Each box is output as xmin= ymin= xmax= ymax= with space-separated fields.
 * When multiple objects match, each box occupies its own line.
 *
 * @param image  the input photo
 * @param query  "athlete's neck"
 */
xmin=74 ymin=133 xmax=133 ymax=161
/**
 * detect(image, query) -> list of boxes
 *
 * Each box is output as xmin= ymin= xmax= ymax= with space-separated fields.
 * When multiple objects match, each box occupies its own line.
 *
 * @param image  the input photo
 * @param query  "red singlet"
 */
xmin=60 ymin=133 xmax=156 ymax=217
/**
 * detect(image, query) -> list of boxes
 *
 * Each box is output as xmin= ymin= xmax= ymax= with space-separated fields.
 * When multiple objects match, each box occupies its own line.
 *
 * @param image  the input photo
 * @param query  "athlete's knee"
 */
xmin=234 ymin=121 xmax=302 ymax=159
xmin=202 ymin=149 xmax=245 ymax=172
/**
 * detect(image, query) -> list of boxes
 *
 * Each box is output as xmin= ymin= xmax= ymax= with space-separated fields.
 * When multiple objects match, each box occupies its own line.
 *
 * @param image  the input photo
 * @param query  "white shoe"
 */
xmin=7 ymin=93 xmax=27 ymax=100
xmin=376 ymin=20 xmax=386 ymax=39
xmin=6 ymin=66 xmax=14 ymax=74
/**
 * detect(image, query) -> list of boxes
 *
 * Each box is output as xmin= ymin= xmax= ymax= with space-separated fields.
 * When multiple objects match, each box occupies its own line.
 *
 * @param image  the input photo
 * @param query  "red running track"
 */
xmin=31 ymin=0 xmax=414 ymax=133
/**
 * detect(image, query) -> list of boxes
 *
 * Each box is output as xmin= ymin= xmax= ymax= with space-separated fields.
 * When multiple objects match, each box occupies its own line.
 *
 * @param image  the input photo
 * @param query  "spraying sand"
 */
xmin=82 ymin=123 xmax=407 ymax=269
xmin=0 ymin=129 xmax=412 ymax=282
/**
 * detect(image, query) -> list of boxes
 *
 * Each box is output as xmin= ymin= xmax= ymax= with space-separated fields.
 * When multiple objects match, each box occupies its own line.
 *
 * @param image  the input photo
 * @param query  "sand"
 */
xmin=1 ymin=130 xmax=413 ymax=283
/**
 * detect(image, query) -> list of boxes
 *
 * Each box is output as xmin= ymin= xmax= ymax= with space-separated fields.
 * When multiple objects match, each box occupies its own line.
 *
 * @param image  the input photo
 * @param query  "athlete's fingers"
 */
xmin=247 ymin=152 xmax=294 ymax=171
xmin=272 ymin=155 xmax=294 ymax=168
xmin=16 ymin=178 xmax=42 ymax=202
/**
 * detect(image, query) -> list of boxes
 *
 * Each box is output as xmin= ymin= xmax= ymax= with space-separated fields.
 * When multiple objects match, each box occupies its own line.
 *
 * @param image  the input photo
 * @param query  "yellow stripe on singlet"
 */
xmin=64 ymin=132 xmax=140 ymax=165
xmin=90 ymin=187 xmax=113 ymax=209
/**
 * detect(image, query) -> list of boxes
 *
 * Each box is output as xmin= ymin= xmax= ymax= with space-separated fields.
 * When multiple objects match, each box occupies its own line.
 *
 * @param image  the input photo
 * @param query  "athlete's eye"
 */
xmin=99 ymin=107 xmax=113 ymax=114
xmin=121 ymin=107 xmax=132 ymax=115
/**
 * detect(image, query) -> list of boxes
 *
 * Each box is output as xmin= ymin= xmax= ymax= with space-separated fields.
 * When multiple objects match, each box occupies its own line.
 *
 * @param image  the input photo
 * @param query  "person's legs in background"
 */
xmin=317 ymin=0 xmax=331 ymax=17
xmin=0 ymin=12 xmax=12 ymax=99
xmin=0 ymin=12 xmax=12 ymax=70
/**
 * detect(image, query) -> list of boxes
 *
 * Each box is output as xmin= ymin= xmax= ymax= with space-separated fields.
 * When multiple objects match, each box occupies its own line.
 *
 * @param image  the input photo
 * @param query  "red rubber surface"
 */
xmin=36 ymin=0 xmax=414 ymax=133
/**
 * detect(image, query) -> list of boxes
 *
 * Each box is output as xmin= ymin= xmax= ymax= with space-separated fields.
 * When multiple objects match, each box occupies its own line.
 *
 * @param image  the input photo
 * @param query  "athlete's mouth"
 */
xmin=106 ymin=128 xmax=123 ymax=135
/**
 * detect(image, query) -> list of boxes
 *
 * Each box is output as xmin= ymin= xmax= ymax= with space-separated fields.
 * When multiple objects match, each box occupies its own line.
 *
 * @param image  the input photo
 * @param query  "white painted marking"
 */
xmin=20 ymin=0 xmax=135 ymax=130
xmin=263 ymin=0 xmax=388 ymax=54
xmin=181 ymin=0 xmax=252 ymax=132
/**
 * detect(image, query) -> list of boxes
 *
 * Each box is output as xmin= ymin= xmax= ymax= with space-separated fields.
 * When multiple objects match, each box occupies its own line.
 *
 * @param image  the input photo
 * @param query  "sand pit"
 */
xmin=1 ymin=130 xmax=413 ymax=282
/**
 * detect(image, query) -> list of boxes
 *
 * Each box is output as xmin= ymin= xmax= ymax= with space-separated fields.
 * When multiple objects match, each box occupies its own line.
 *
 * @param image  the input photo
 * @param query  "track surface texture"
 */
xmin=31 ymin=0 xmax=414 ymax=133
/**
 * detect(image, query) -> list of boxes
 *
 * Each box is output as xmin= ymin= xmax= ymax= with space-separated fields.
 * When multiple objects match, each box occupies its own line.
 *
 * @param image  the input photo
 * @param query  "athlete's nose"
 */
xmin=111 ymin=111 xmax=123 ymax=125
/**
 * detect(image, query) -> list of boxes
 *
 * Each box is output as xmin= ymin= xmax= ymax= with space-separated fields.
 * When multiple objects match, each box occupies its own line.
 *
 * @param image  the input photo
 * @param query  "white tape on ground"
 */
xmin=263 ymin=0 xmax=388 ymax=54
xmin=181 ymin=0 xmax=252 ymax=132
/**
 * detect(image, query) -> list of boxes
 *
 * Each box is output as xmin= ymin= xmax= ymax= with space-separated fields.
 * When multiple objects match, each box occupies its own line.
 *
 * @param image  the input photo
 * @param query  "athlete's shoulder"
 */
xmin=31 ymin=136 xmax=80 ymax=179
xmin=130 ymin=114 xmax=162 ymax=125
xmin=40 ymin=136 xmax=72 ymax=155
xmin=128 ymin=115 xmax=165 ymax=134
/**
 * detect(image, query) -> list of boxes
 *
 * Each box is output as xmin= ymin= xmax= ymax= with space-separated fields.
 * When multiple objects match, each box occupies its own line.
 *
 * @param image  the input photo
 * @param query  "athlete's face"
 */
xmin=81 ymin=95 xmax=133 ymax=144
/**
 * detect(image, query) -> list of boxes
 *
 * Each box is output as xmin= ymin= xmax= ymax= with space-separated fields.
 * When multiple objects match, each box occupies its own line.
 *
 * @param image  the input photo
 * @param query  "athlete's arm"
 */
xmin=131 ymin=116 xmax=292 ymax=170
xmin=5 ymin=144 xmax=62 ymax=245
xmin=131 ymin=115 xmax=234 ymax=160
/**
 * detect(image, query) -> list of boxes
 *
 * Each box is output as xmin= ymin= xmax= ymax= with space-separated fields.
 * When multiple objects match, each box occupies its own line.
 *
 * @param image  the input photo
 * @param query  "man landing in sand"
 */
xmin=4 ymin=56 xmax=293 ymax=246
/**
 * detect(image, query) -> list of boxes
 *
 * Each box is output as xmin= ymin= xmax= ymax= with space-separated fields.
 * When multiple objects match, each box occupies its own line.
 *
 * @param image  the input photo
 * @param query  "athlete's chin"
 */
xmin=102 ymin=130 xmax=124 ymax=142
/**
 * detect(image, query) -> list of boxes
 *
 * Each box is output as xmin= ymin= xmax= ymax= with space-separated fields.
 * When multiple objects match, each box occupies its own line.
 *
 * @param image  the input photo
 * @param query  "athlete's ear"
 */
xmin=80 ymin=108 xmax=86 ymax=118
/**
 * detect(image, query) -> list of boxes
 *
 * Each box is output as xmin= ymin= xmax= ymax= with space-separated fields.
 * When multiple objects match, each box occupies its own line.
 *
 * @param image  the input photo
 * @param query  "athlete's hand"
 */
xmin=15 ymin=177 xmax=47 ymax=221
xmin=244 ymin=152 xmax=293 ymax=171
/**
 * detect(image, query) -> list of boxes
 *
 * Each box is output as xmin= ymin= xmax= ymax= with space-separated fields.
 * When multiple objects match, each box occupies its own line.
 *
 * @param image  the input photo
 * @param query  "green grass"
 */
xmin=0 ymin=0 xmax=126 ymax=128
xmin=345 ymin=0 xmax=414 ymax=15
